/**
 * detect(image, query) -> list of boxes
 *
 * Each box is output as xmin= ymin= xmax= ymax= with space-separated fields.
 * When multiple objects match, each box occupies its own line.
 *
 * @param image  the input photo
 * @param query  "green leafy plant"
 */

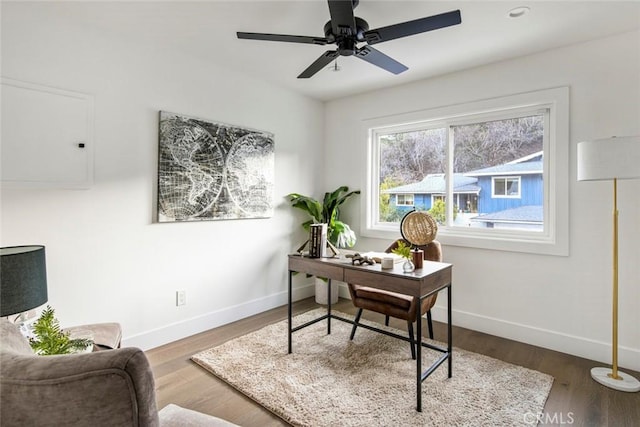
xmin=391 ymin=241 xmax=412 ymax=259
xmin=29 ymin=306 xmax=93 ymax=355
xmin=427 ymin=199 xmax=458 ymax=224
xmin=286 ymin=186 xmax=360 ymax=248
xmin=379 ymin=176 xmax=405 ymax=222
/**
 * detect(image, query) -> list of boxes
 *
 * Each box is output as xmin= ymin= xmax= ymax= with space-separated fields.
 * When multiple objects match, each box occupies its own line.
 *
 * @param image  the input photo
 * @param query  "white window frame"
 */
xmin=361 ymin=87 xmax=569 ymax=256
xmin=492 ymin=176 xmax=521 ymax=198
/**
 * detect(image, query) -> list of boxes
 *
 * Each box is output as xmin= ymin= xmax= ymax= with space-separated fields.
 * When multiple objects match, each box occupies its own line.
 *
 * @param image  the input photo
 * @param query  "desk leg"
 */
xmin=448 ymin=283 xmax=452 ymax=378
xmin=327 ymin=279 xmax=332 ymax=335
xmin=416 ymin=296 xmax=423 ymax=412
xmin=288 ymin=270 xmax=293 ymax=354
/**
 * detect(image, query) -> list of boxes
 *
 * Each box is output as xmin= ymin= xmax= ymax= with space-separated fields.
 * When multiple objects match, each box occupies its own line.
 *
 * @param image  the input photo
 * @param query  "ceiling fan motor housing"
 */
xmin=323 ymin=17 xmax=369 ymax=56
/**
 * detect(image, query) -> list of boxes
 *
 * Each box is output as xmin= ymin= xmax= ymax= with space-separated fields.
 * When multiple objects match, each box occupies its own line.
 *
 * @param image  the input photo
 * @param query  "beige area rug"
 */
xmin=192 ymin=309 xmax=553 ymax=427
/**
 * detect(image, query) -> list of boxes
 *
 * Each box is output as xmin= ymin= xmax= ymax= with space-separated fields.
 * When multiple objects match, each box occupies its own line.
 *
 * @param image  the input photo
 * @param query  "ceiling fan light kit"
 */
xmin=237 ymin=0 xmax=461 ymax=79
xmin=327 ymin=60 xmax=341 ymax=72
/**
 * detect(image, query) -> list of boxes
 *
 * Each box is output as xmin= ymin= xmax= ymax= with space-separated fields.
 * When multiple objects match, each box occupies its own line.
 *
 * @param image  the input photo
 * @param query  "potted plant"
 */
xmin=286 ymin=186 xmax=360 ymax=304
xmin=392 ymin=240 xmax=415 ymax=273
xmin=286 ymin=186 xmax=360 ymax=249
xmin=29 ymin=306 xmax=93 ymax=355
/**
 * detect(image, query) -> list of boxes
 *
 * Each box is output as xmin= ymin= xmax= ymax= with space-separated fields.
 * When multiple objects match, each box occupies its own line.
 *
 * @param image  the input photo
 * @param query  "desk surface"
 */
xmin=288 ymin=254 xmax=452 ymax=299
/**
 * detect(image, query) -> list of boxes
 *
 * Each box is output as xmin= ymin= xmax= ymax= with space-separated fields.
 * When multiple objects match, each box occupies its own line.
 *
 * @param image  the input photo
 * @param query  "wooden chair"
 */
xmin=347 ymin=239 xmax=443 ymax=359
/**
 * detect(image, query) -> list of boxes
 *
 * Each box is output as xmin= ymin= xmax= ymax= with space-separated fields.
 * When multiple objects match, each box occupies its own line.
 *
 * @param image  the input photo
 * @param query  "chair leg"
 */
xmin=407 ymin=321 xmax=416 ymax=360
xmin=426 ymin=310 xmax=434 ymax=339
xmin=350 ymin=308 xmax=363 ymax=340
xmin=385 ymin=315 xmax=390 ymax=327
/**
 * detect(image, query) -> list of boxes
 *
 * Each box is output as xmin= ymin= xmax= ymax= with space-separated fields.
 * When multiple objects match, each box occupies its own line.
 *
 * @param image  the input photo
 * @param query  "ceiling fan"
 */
xmin=237 ymin=0 xmax=461 ymax=79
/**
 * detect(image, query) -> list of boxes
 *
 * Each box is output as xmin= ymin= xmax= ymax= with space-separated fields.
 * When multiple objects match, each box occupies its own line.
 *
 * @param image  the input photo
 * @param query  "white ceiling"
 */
xmin=33 ymin=1 xmax=640 ymax=101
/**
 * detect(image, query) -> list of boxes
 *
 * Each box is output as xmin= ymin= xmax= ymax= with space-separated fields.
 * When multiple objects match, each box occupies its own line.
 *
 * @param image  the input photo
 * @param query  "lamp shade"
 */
xmin=577 ymin=136 xmax=640 ymax=181
xmin=0 ymin=245 xmax=48 ymax=317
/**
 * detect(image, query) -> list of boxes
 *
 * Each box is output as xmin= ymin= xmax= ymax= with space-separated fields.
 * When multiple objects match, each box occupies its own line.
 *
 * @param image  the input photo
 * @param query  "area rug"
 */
xmin=192 ymin=309 xmax=553 ymax=427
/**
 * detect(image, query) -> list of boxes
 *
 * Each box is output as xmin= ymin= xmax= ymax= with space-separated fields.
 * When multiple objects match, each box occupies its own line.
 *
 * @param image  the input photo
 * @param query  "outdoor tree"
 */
xmin=379 ymin=176 xmax=405 ymax=222
xmin=427 ymin=199 xmax=458 ymax=224
xmin=452 ymin=115 xmax=543 ymax=172
xmin=380 ymin=128 xmax=446 ymax=184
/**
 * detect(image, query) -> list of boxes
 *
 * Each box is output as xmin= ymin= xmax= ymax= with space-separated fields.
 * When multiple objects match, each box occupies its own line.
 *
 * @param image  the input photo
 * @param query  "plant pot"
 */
xmin=315 ymin=277 xmax=339 ymax=305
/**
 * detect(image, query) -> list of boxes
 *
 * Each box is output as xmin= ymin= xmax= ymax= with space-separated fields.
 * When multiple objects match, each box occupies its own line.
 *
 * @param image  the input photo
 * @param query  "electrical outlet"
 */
xmin=176 ymin=290 xmax=186 ymax=306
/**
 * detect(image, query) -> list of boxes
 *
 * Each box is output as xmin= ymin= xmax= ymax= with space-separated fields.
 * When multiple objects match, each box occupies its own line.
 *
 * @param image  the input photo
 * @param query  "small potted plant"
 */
xmin=29 ymin=306 xmax=94 ymax=355
xmin=392 ymin=241 xmax=415 ymax=273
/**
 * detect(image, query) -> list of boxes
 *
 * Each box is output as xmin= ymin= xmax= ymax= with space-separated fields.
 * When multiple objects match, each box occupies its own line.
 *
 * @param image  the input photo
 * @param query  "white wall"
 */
xmin=1 ymin=3 xmax=323 ymax=348
xmin=325 ymin=31 xmax=640 ymax=371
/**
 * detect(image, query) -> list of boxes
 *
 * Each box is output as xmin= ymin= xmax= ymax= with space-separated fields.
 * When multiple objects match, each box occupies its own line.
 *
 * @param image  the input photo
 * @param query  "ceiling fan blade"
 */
xmin=364 ymin=10 xmax=461 ymax=45
xmin=298 ymin=50 xmax=340 ymax=79
xmin=355 ymin=46 xmax=408 ymax=75
xmin=327 ymin=0 xmax=356 ymax=37
xmin=237 ymin=32 xmax=329 ymax=45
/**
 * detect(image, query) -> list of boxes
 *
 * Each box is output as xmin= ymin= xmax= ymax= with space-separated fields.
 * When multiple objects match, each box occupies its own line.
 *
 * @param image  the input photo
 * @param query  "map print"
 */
xmin=157 ymin=111 xmax=274 ymax=222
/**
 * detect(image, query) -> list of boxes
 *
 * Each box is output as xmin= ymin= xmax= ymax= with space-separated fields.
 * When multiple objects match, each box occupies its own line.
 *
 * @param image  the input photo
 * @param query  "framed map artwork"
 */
xmin=157 ymin=111 xmax=274 ymax=222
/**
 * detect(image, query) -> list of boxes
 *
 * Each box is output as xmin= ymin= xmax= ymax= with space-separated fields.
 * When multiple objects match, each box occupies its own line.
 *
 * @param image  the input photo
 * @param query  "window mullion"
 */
xmin=369 ymin=129 xmax=381 ymax=229
xmin=446 ymin=125 xmax=455 ymax=226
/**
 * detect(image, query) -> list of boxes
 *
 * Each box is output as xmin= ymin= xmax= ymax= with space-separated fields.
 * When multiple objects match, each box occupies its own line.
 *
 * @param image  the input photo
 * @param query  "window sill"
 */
xmin=361 ymin=225 xmax=568 ymax=256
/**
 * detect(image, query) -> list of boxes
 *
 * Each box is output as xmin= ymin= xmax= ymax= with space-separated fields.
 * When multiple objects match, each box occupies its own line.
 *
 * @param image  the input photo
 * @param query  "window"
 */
xmin=396 ymin=194 xmax=414 ymax=206
xmin=363 ymin=87 xmax=569 ymax=255
xmin=492 ymin=177 xmax=521 ymax=198
xmin=376 ymin=114 xmax=541 ymax=229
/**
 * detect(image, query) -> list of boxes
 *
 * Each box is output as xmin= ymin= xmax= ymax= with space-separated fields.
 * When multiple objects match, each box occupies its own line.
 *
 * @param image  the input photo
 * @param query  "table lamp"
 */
xmin=1 ymin=245 xmax=49 ymax=333
xmin=577 ymin=136 xmax=640 ymax=392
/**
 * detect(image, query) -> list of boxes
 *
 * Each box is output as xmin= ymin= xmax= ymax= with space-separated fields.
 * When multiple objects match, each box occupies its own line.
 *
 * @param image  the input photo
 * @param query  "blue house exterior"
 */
xmin=383 ymin=173 xmax=480 ymax=215
xmin=385 ymin=152 xmax=543 ymax=230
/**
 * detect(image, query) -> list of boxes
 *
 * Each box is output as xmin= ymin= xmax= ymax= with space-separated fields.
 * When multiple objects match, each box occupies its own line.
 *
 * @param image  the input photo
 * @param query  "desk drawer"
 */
xmin=288 ymin=257 xmax=344 ymax=281
xmin=344 ymin=269 xmax=420 ymax=297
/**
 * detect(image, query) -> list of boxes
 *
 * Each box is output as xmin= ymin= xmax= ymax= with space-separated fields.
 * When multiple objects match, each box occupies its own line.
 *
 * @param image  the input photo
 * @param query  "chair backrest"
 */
xmin=0 ymin=318 xmax=34 ymax=355
xmin=0 ymin=319 xmax=160 ymax=427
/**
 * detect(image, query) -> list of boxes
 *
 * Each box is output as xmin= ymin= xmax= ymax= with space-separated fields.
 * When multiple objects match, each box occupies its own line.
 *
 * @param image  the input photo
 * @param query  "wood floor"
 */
xmin=146 ymin=298 xmax=640 ymax=426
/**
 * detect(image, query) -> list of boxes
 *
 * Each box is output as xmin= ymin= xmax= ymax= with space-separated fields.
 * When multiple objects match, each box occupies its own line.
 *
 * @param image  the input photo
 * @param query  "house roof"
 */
xmin=465 ymin=152 xmax=543 ymax=177
xmin=464 ymin=160 xmax=543 ymax=177
xmin=506 ymin=151 xmax=543 ymax=164
xmin=384 ymin=173 xmax=480 ymax=194
xmin=471 ymin=205 xmax=543 ymax=224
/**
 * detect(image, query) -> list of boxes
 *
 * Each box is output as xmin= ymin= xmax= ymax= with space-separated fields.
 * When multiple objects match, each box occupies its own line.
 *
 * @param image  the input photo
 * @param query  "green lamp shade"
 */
xmin=1 ymin=245 xmax=48 ymax=317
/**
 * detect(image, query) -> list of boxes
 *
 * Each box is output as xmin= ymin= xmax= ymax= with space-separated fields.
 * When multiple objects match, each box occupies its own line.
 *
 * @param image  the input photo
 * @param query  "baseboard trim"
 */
xmin=128 ymin=283 xmax=639 ymax=372
xmin=123 ymin=284 xmax=315 ymax=350
xmin=430 ymin=305 xmax=640 ymax=372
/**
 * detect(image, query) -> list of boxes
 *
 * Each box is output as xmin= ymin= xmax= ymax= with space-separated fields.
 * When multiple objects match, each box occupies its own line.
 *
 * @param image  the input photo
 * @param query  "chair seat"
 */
xmin=353 ymin=286 xmax=412 ymax=310
xmin=159 ymin=404 xmax=239 ymax=426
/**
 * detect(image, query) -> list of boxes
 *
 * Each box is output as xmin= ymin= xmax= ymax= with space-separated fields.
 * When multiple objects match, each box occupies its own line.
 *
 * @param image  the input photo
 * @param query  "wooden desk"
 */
xmin=287 ymin=254 xmax=453 ymax=412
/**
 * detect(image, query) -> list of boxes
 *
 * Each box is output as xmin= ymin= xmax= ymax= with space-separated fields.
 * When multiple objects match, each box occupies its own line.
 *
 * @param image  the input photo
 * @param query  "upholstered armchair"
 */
xmin=348 ymin=239 xmax=443 ymax=359
xmin=0 ymin=319 xmax=237 ymax=427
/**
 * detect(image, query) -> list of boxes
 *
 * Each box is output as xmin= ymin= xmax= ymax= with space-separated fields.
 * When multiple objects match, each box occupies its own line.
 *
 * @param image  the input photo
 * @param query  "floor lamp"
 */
xmin=577 ymin=136 xmax=640 ymax=393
